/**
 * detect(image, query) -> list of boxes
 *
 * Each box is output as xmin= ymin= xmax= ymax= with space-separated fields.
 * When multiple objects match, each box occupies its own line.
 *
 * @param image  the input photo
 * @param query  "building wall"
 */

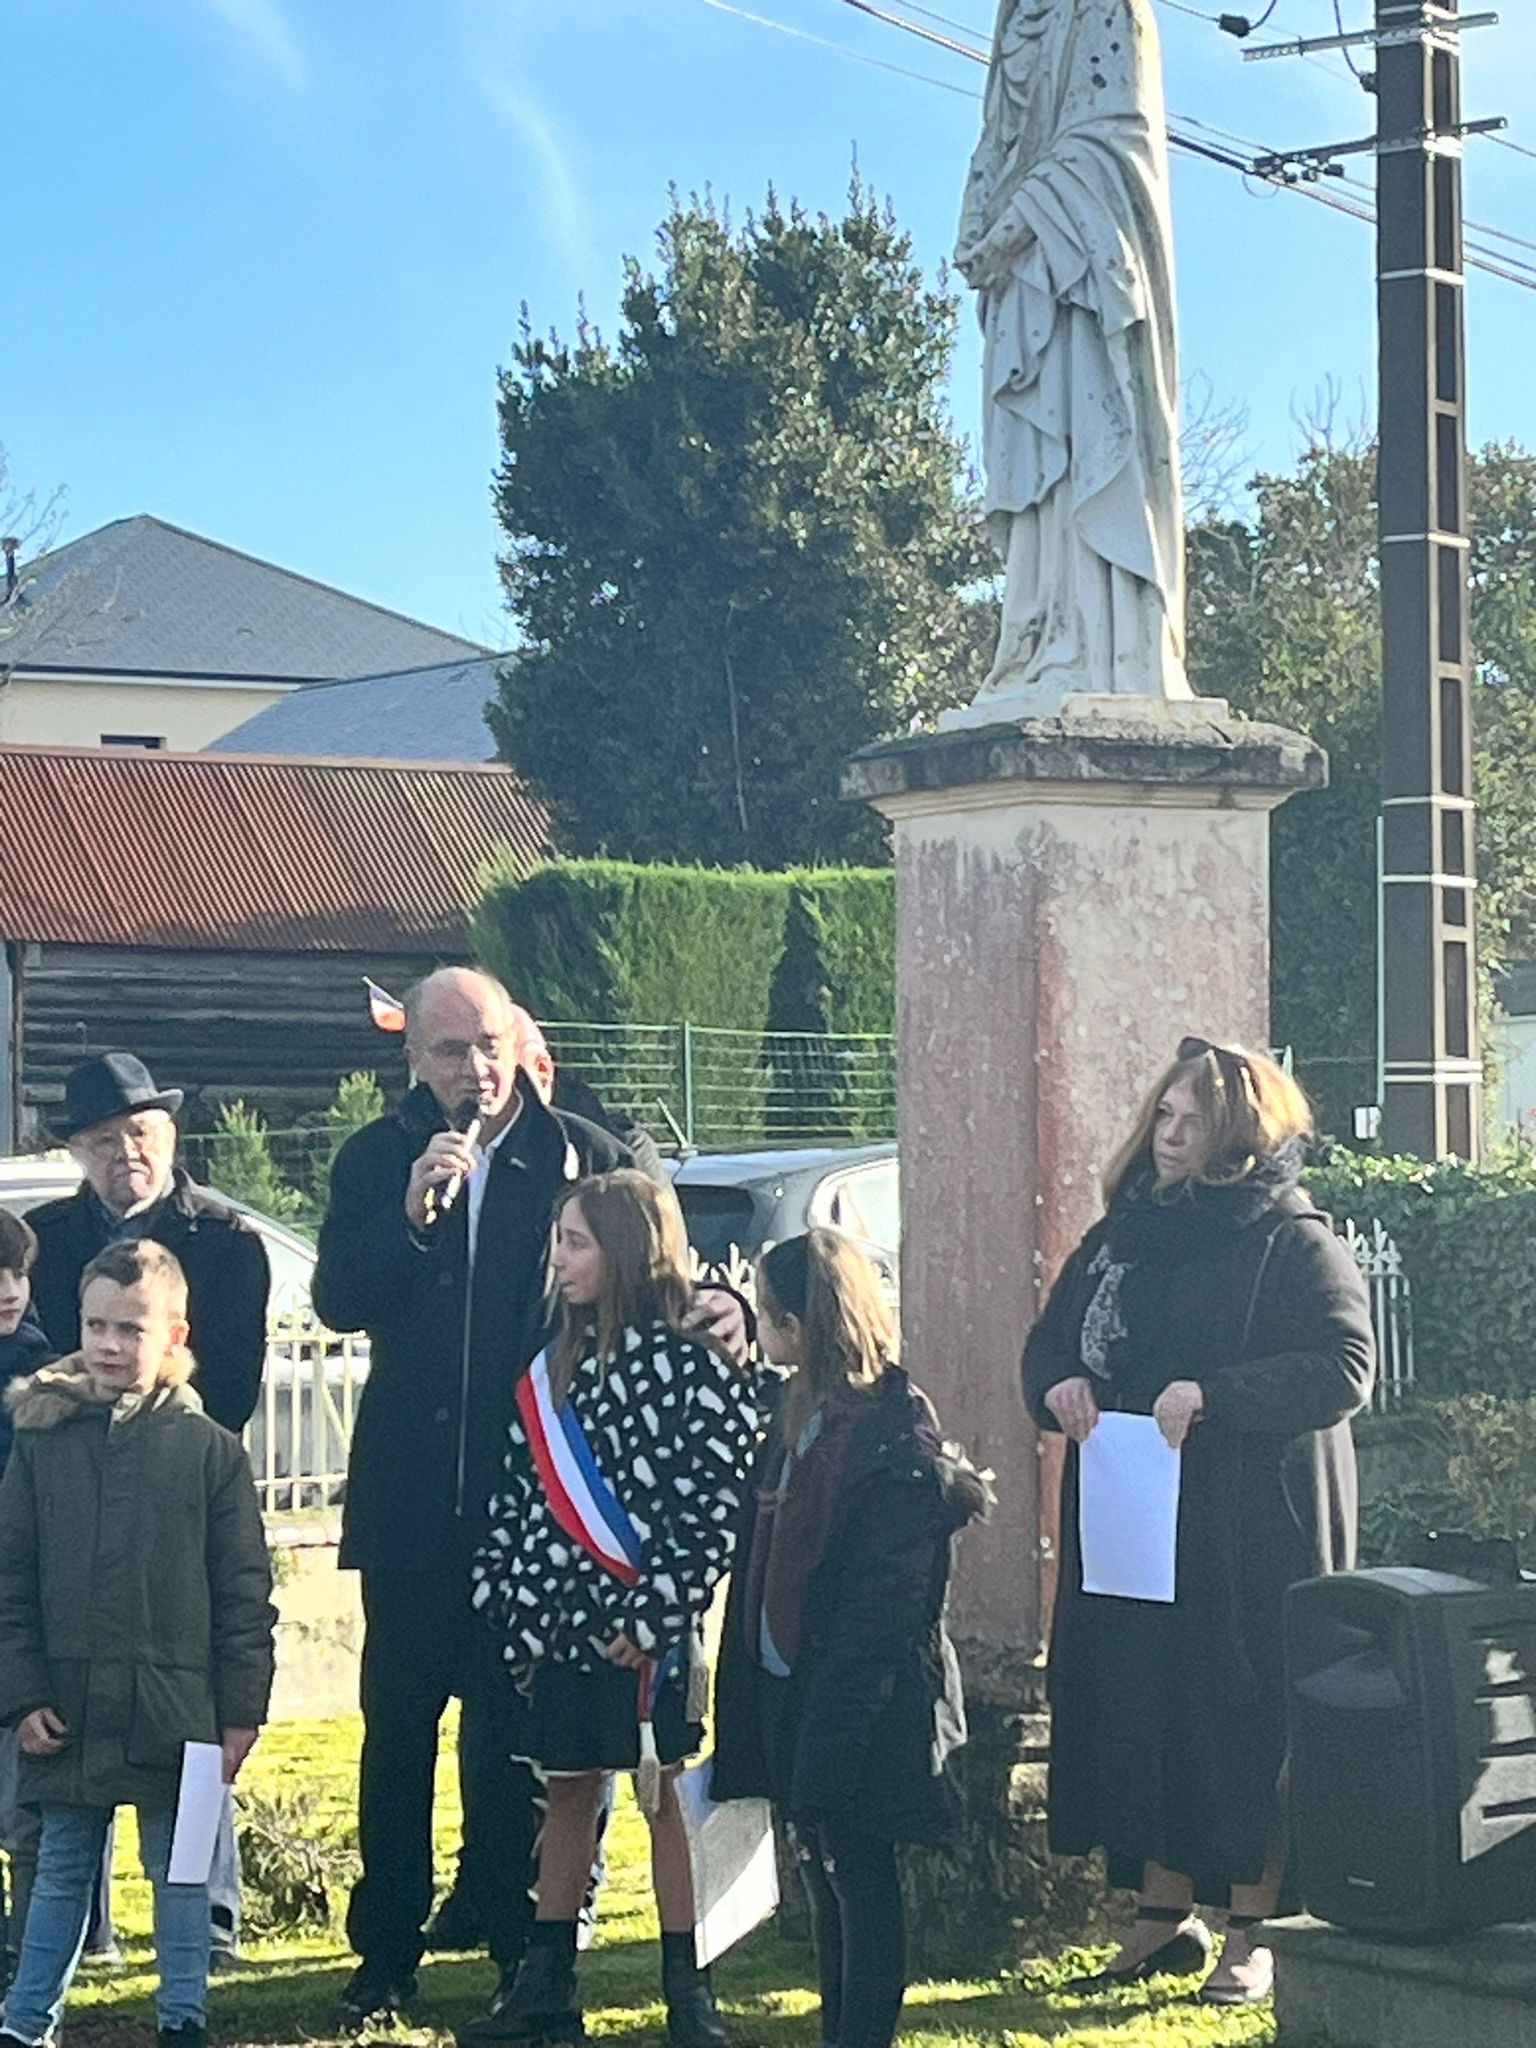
xmin=0 ymin=675 xmax=292 ymax=751
xmin=11 ymin=942 xmax=462 ymax=1142
xmin=1490 ymin=1011 xmax=1536 ymax=1140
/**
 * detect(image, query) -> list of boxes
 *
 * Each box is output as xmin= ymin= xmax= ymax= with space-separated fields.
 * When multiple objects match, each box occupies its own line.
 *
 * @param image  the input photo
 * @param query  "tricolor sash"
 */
xmin=515 ymin=1350 xmax=644 ymax=1586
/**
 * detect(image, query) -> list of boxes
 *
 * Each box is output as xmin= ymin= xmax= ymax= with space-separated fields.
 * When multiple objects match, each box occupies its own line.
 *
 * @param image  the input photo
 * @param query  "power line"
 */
xmin=692 ymin=0 xmax=981 ymax=95
xmin=829 ymin=0 xmax=987 ymax=62
xmin=690 ymin=0 xmax=1536 ymax=293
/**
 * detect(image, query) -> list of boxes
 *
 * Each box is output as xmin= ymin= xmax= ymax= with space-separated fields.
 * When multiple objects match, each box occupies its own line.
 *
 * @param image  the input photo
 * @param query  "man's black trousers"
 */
xmin=348 ymin=1560 xmax=538 ymax=1976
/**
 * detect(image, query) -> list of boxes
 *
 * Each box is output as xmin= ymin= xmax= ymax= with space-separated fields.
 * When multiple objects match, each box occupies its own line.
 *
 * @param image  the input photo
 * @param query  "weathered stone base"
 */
xmin=267 ymin=1521 xmax=362 ymax=1722
xmin=900 ymin=1695 xmax=1108 ymax=1972
xmin=1267 ymin=1914 xmax=1536 ymax=2048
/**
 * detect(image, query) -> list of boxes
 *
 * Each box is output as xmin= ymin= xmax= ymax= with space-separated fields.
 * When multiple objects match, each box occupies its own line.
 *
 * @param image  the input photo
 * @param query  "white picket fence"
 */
xmin=1340 ymin=1217 xmax=1416 ymax=1412
xmin=245 ymin=1225 xmax=1414 ymax=1512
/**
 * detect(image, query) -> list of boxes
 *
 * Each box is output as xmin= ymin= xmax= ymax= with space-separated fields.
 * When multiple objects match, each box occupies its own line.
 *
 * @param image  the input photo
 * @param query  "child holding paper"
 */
xmin=710 ymin=1231 xmax=990 ymax=2048
xmin=0 ymin=1239 xmax=274 ymax=2048
xmin=467 ymin=1170 xmax=755 ymax=2048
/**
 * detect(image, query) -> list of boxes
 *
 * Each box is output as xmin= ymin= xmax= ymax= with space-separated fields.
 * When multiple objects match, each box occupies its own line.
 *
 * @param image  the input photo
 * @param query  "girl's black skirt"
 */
xmin=519 ymin=1658 xmax=704 ymax=1774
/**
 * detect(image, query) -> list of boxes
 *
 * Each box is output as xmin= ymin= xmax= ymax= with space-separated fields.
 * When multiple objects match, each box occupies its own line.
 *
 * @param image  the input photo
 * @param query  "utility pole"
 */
xmin=1246 ymin=3 xmax=1500 ymax=1159
xmin=1375 ymin=0 xmax=1479 ymax=1158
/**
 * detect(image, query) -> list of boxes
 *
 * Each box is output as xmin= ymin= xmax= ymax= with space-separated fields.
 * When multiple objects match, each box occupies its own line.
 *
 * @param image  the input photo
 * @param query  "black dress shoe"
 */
xmin=337 ymin=1962 xmax=419 ymax=2029
xmin=1062 ymin=1916 xmax=1213 ymax=1993
xmin=426 ymin=1890 xmax=490 ymax=1953
xmin=454 ymin=1943 xmax=584 ymax=2046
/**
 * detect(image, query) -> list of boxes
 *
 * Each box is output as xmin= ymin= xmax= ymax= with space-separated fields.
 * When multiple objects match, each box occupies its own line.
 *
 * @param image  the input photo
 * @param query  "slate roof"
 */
xmin=0 ymin=744 xmax=549 ymax=954
xmin=209 ymin=655 xmax=505 ymax=762
xmin=0 ymin=516 xmax=490 ymax=683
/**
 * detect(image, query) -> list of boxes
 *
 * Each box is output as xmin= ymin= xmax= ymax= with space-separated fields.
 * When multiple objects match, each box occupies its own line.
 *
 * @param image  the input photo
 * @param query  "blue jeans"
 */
xmin=3 ymin=1804 xmax=211 ymax=2041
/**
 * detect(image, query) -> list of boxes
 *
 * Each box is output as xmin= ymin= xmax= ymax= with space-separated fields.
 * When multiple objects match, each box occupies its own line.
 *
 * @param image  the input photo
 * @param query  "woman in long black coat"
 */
xmin=1022 ymin=1038 xmax=1375 ymax=2006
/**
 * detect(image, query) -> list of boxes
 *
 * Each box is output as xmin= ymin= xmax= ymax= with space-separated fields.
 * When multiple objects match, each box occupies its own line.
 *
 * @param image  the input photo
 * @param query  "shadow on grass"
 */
xmin=59 ymin=1930 xmax=1289 ymax=2048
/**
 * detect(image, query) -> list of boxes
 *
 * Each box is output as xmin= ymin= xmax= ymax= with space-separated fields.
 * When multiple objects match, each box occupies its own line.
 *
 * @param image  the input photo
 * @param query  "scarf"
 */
xmin=1077 ymin=1142 xmax=1305 ymax=1384
xmin=740 ymin=1403 xmax=861 ymax=1676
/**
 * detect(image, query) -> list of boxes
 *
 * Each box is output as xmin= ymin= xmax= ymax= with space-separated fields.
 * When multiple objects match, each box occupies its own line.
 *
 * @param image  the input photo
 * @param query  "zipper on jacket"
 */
xmin=455 ymin=1247 xmax=473 ymax=1519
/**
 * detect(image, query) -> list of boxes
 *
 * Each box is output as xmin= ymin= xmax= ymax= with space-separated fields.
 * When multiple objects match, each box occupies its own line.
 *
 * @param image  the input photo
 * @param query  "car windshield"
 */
xmin=674 ymin=1184 xmax=758 ymax=1267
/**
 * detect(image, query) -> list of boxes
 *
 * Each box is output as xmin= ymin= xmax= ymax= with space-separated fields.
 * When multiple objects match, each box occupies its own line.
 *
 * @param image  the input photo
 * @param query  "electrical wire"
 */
xmin=829 ymin=0 xmax=988 ymax=62
xmin=693 ymin=0 xmax=982 ymax=95
xmin=688 ymin=0 xmax=1536 ymax=293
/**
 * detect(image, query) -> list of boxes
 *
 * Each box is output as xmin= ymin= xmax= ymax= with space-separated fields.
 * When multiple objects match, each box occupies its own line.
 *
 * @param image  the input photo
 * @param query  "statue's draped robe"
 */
xmin=959 ymin=0 xmax=1189 ymax=703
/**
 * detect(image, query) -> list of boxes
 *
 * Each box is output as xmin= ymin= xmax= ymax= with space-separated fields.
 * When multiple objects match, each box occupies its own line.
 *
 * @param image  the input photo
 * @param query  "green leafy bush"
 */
xmin=237 ymin=1788 xmax=358 ymax=1933
xmin=1305 ymin=1143 xmax=1536 ymax=1398
xmin=309 ymin=1070 xmax=387 ymax=1205
xmin=472 ymin=857 xmax=894 ymax=1036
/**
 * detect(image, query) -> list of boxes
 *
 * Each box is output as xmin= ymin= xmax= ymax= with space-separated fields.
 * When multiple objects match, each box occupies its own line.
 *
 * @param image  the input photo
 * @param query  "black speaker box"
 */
xmin=1287 ymin=1566 xmax=1536 ymax=1936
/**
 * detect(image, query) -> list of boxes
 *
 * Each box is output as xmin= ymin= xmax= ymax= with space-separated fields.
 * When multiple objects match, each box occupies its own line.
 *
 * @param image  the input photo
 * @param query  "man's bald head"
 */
xmin=405 ymin=969 xmax=523 ymax=1130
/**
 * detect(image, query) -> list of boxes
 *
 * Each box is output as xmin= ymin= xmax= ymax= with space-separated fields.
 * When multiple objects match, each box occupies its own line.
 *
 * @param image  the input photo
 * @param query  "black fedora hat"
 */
xmin=55 ymin=1053 xmax=184 ymax=1141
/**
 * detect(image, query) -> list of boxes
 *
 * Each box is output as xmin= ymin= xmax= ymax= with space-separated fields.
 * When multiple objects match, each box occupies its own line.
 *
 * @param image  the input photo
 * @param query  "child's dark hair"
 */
xmin=0 ymin=1209 xmax=37 ymax=1278
xmin=80 ymin=1239 xmax=189 ymax=1319
xmin=758 ymin=1229 xmax=896 ymax=1431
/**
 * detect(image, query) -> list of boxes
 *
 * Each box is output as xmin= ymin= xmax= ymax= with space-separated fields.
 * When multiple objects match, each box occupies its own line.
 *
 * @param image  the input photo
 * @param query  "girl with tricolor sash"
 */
xmin=469 ymin=1169 xmax=754 ymax=2047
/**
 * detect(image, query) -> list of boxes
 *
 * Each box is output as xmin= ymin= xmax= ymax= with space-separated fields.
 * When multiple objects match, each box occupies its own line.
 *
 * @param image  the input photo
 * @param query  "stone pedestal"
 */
xmin=1266 ymin=1915 xmax=1536 ymax=2048
xmin=842 ymin=702 xmax=1323 ymax=1959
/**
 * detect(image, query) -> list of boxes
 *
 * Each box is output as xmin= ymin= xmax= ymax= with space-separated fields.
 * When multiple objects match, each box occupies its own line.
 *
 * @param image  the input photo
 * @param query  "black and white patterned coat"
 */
xmin=471 ymin=1319 xmax=756 ymax=1680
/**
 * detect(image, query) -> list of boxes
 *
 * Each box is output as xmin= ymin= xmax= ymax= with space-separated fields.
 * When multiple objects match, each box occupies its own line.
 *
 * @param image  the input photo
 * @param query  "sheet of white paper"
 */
xmin=676 ymin=1755 xmax=779 ymax=1968
xmin=168 ymin=1742 xmax=228 ymax=1885
xmin=1078 ymin=1411 xmax=1182 ymax=1603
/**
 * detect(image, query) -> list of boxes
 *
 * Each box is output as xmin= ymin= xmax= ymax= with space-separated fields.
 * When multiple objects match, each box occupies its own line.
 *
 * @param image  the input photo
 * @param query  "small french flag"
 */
xmin=364 ymin=977 xmax=407 ymax=1034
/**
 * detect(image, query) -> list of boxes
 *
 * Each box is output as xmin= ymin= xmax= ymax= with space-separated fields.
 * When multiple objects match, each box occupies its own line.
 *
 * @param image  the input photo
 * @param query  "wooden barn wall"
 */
xmin=14 ymin=943 xmax=461 ymax=1142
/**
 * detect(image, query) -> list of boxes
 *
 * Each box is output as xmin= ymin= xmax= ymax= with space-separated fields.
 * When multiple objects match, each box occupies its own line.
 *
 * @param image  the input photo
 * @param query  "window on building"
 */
xmin=99 ymin=734 xmax=165 ymax=749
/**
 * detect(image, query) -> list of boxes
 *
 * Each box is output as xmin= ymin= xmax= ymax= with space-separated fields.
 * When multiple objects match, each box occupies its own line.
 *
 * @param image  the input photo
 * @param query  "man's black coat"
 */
xmin=312 ymin=1079 xmax=631 ymax=1573
xmin=27 ymin=1170 xmax=271 ymax=1433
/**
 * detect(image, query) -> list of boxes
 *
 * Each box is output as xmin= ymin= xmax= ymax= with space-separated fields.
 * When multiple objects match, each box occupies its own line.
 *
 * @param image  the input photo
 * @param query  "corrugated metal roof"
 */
xmin=0 ymin=745 xmax=550 ymax=954
xmin=1 ymin=517 xmax=491 ymax=682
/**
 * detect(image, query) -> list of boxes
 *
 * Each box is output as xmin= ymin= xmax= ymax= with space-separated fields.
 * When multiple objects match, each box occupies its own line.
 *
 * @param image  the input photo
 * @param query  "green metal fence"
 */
xmin=541 ymin=1020 xmax=897 ymax=1150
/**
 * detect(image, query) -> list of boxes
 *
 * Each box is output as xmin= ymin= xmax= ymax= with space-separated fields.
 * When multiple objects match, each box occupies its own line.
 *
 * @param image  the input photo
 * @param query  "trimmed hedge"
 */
xmin=472 ymin=858 xmax=894 ymax=1035
xmin=1306 ymin=1146 xmax=1536 ymax=1399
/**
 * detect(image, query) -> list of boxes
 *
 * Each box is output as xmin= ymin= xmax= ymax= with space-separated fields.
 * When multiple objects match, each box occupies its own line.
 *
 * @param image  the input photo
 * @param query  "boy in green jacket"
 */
xmin=0 ymin=1239 xmax=274 ymax=2048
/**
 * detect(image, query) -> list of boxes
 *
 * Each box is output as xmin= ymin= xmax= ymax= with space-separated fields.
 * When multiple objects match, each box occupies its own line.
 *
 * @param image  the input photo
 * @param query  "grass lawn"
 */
xmin=58 ymin=1713 xmax=1333 ymax=2048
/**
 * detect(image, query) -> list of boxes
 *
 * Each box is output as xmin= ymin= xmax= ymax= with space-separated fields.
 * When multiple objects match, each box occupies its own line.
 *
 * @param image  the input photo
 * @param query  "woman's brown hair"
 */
xmin=547 ymin=1170 xmax=694 ymax=1404
xmin=1102 ymin=1038 xmax=1314 ymax=1204
xmin=758 ymin=1228 xmax=896 ymax=1433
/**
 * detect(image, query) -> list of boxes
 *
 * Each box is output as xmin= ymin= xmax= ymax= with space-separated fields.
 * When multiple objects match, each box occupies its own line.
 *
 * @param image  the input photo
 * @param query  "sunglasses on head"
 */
xmin=1177 ymin=1036 xmax=1255 ymax=1099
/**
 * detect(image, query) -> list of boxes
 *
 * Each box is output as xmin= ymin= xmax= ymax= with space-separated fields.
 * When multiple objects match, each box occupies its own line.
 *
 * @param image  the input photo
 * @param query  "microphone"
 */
xmin=424 ymin=1097 xmax=485 ymax=1226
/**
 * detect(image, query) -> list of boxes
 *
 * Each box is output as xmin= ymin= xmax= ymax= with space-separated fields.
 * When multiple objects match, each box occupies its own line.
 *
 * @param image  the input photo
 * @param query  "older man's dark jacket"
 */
xmin=27 ymin=1171 xmax=271 ymax=1434
xmin=312 ymin=1078 xmax=632 ymax=1574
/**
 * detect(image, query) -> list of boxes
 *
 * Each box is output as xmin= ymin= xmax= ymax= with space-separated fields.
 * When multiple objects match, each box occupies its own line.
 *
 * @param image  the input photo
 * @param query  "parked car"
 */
xmin=669 ymin=1143 xmax=900 ymax=1295
xmin=0 ymin=1153 xmax=319 ymax=1310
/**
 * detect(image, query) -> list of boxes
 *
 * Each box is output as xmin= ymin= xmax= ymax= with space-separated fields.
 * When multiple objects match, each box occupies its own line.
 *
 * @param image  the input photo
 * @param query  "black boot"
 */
xmin=661 ymin=1931 xmax=729 ymax=2048
xmin=454 ymin=1923 xmax=583 ymax=2046
xmin=157 ymin=2025 xmax=207 ymax=2048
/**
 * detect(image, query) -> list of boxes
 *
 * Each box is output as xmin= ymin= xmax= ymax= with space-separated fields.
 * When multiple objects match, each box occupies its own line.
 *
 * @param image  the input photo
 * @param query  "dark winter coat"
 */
xmin=1021 ymin=1170 xmax=1375 ymax=1894
xmin=27 ymin=1172 xmax=271 ymax=1433
xmin=711 ymin=1367 xmax=990 ymax=1846
xmin=0 ymin=1312 xmax=56 ymax=1476
xmin=312 ymin=1078 xmax=632 ymax=1573
xmin=0 ymin=1357 xmax=275 ymax=1809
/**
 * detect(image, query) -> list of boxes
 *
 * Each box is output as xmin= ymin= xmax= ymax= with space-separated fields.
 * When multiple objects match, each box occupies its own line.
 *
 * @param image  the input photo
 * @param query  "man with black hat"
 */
xmin=27 ymin=1054 xmax=270 ymax=1434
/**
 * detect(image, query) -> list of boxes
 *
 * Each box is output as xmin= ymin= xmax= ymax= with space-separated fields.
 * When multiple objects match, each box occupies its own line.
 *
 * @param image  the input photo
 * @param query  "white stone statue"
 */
xmin=955 ymin=0 xmax=1192 ymax=719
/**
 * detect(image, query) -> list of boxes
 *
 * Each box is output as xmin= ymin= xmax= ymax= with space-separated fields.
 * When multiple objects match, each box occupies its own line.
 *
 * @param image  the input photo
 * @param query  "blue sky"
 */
xmin=7 ymin=0 xmax=1535 ymax=651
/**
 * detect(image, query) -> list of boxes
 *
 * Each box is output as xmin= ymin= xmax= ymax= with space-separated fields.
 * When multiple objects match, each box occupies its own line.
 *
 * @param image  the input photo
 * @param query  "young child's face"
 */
xmin=80 ymin=1276 xmax=187 ymax=1398
xmin=552 ymin=1200 xmax=605 ymax=1308
xmin=0 ymin=1267 xmax=29 ymax=1339
xmin=757 ymin=1295 xmax=803 ymax=1370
